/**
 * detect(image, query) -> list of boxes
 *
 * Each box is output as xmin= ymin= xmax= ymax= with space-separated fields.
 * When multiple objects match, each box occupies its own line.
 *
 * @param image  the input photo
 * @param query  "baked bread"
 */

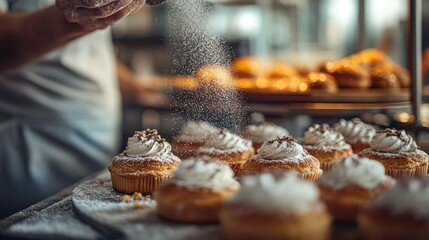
xmin=326 ymin=60 xmax=371 ymax=89
xmin=318 ymin=155 xmax=395 ymax=222
xmin=220 ymin=172 xmax=332 ymax=240
xmin=359 ymin=128 xmax=429 ymax=178
xmin=172 ymin=121 xmax=219 ymax=159
xmin=196 ymin=64 xmax=234 ymax=89
xmin=231 ymin=56 xmax=264 ymax=79
xmin=241 ymin=122 xmax=290 ymax=150
xmin=108 ymin=129 xmax=181 ymax=194
xmin=334 ymin=118 xmax=376 ymax=153
xmin=358 ymin=179 xmax=429 ymax=240
xmin=306 ymin=72 xmax=338 ymax=93
xmin=197 ymin=128 xmax=254 ymax=176
xmin=302 ymin=123 xmax=353 ymax=171
xmin=154 ymin=157 xmax=239 ymax=223
xmin=369 ymin=66 xmax=400 ymax=89
xmin=241 ymin=136 xmax=323 ymax=181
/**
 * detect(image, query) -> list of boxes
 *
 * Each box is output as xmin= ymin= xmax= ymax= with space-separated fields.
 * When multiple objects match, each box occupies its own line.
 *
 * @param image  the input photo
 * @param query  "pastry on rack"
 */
xmin=358 ymin=179 xmax=429 ymax=239
xmin=334 ymin=118 xmax=376 ymax=153
xmin=318 ymin=155 xmax=395 ymax=222
xmin=369 ymin=66 xmax=400 ymax=89
xmin=240 ymin=136 xmax=323 ymax=181
xmin=197 ymin=128 xmax=254 ymax=176
xmin=265 ymin=61 xmax=299 ymax=79
xmin=305 ymin=72 xmax=338 ymax=93
xmin=195 ymin=64 xmax=234 ymax=89
xmin=108 ymin=129 xmax=181 ymax=194
xmin=324 ymin=60 xmax=371 ymax=89
xmin=241 ymin=122 xmax=290 ymax=150
xmin=220 ymin=172 xmax=332 ymax=240
xmin=302 ymin=123 xmax=353 ymax=171
xmin=231 ymin=56 xmax=265 ymax=79
xmin=154 ymin=157 xmax=239 ymax=223
xmin=358 ymin=128 xmax=429 ymax=178
xmin=350 ymin=48 xmax=390 ymax=68
xmin=172 ymin=121 xmax=219 ymax=159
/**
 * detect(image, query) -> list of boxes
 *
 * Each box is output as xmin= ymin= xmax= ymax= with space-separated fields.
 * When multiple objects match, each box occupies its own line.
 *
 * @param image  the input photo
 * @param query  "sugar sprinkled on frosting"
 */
xmin=303 ymin=124 xmax=349 ymax=148
xmin=175 ymin=121 xmax=219 ymax=142
xmin=370 ymin=179 xmax=429 ymax=221
xmin=198 ymin=128 xmax=253 ymax=153
xmin=319 ymin=155 xmax=393 ymax=189
xmin=243 ymin=122 xmax=290 ymax=143
xmin=125 ymin=129 xmax=179 ymax=160
xmin=253 ymin=136 xmax=311 ymax=162
xmin=170 ymin=157 xmax=238 ymax=190
xmin=228 ymin=172 xmax=322 ymax=214
xmin=334 ymin=118 xmax=376 ymax=144
xmin=369 ymin=128 xmax=417 ymax=153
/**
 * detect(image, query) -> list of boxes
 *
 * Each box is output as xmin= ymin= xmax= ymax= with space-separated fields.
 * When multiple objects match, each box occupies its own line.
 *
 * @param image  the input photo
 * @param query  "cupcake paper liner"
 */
xmin=320 ymin=161 xmax=336 ymax=172
xmin=385 ymin=164 xmax=428 ymax=178
xmin=110 ymin=173 xmax=171 ymax=194
xmin=300 ymin=169 xmax=323 ymax=182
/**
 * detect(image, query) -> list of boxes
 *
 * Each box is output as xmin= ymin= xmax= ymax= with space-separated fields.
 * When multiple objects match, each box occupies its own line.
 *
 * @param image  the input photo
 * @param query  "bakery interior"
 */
xmin=2 ymin=0 xmax=429 ymax=239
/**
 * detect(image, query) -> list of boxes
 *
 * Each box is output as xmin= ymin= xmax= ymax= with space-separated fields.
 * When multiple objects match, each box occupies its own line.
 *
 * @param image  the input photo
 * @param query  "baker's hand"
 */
xmin=56 ymin=0 xmax=146 ymax=31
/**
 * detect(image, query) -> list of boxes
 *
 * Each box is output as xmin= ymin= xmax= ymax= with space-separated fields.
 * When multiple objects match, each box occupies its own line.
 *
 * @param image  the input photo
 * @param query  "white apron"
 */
xmin=0 ymin=0 xmax=121 ymax=217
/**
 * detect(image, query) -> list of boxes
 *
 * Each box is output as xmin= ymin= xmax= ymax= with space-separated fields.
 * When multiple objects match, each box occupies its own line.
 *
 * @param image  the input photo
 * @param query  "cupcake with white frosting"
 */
xmin=318 ymin=155 xmax=395 ymax=221
xmin=241 ymin=136 xmax=323 ymax=181
xmin=220 ymin=172 xmax=332 ymax=240
xmin=242 ymin=122 xmax=290 ymax=150
xmin=358 ymin=179 xmax=429 ymax=239
xmin=108 ymin=129 xmax=181 ymax=194
xmin=334 ymin=118 xmax=376 ymax=153
xmin=172 ymin=121 xmax=219 ymax=158
xmin=154 ymin=157 xmax=239 ymax=223
xmin=302 ymin=123 xmax=353 ymax=171
xmin=359 ymin=128 xmax=428 ymax=178
xmin=197 ymin=128 xmax=254 ymax=176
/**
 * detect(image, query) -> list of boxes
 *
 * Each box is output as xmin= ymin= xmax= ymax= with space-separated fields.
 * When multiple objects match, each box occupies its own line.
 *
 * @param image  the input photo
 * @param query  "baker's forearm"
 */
xmin=0 ymin=6 xmax=88 ymax=73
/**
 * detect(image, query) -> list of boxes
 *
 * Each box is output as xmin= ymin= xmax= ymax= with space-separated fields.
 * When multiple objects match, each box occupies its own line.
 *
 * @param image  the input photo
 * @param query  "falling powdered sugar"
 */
xmin=167 ymin=0 xmax=249 ymax=132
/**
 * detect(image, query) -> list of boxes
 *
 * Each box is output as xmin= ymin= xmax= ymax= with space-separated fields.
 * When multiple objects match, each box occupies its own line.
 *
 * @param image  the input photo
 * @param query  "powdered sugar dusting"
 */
xmin=6 ymin=197 xmax=102 ymax=239
xmin=167 ymin=0 xmax=249 ymax=132
xmin=72 ymin=171 xmax=220 ymax=239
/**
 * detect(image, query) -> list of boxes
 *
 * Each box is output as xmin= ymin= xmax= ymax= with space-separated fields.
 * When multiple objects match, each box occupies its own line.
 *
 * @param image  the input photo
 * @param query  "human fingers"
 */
xmin=77 ymin=0 xmax=145 ymax=30
xmin=64 ymin=0 xmax=132 ymax=22
xmin=56 ymin=0 xmax=117 ymax=9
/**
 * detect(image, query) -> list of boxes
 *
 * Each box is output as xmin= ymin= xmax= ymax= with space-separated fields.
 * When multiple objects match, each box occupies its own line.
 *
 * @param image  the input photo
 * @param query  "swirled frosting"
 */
xmin=243 ymin=122 xmax=290 ymax=143
xmin=171 ymin=157 xmax=238 ymax=190
xmin=334 ymin=118 xmax=376 ymax=143
xmin=254 ymin=136 xmax=309 ymax=161
xmin=125 ymin=129 xmax=179 ymax=160
xmin=371 ymin=179 xmax=429 ymax=220
xmin=303 ymin=124 xmax=349 ymax=148
xmin=369 ymin=128 xmax=417 ymax=153
xmin=319 ymin=155 xmax=393 ymax=189
xmin=228 ymin=172 xmax=322 ymax=214
xmin=175 ymin=121 xmax=219 ymax=142
xmin=198 ymin=128 xmax=253 ymax=153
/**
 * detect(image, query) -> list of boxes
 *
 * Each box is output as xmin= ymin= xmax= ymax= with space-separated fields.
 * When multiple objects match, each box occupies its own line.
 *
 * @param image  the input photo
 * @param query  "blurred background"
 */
xmin=113 ymin=0 xmax=429 ymax=148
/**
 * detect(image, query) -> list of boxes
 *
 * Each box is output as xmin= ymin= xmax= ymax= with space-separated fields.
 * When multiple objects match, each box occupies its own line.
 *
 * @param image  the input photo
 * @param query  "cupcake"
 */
xmin=154 ymin=157 xmax=239 ymax=223
xmin=302 ymin=124 xmax=353 ymax=171
xmin=334 ymin=118 xmax=376 ymax=153
xmin=220 ymin=172 xmax=332 ymax=240
xmin=240 ymin=136 xmax=323 ymax=181
xmin=172 ymin=121 xmax=219 ymax=159
xmin=108 ymin=129 xmax=181 ymax=194
xmin=358 ymin=179 xmax=429 ymax=240
xmin=318 ymin=155 xmax=395 ymax=221
xmin=241 ymin=122 xmax=290 ymax=150
xmin=197 ymin=128 xmax=254 ymax=176
xmin=359 ymin=128 xmax=429 ymax=178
